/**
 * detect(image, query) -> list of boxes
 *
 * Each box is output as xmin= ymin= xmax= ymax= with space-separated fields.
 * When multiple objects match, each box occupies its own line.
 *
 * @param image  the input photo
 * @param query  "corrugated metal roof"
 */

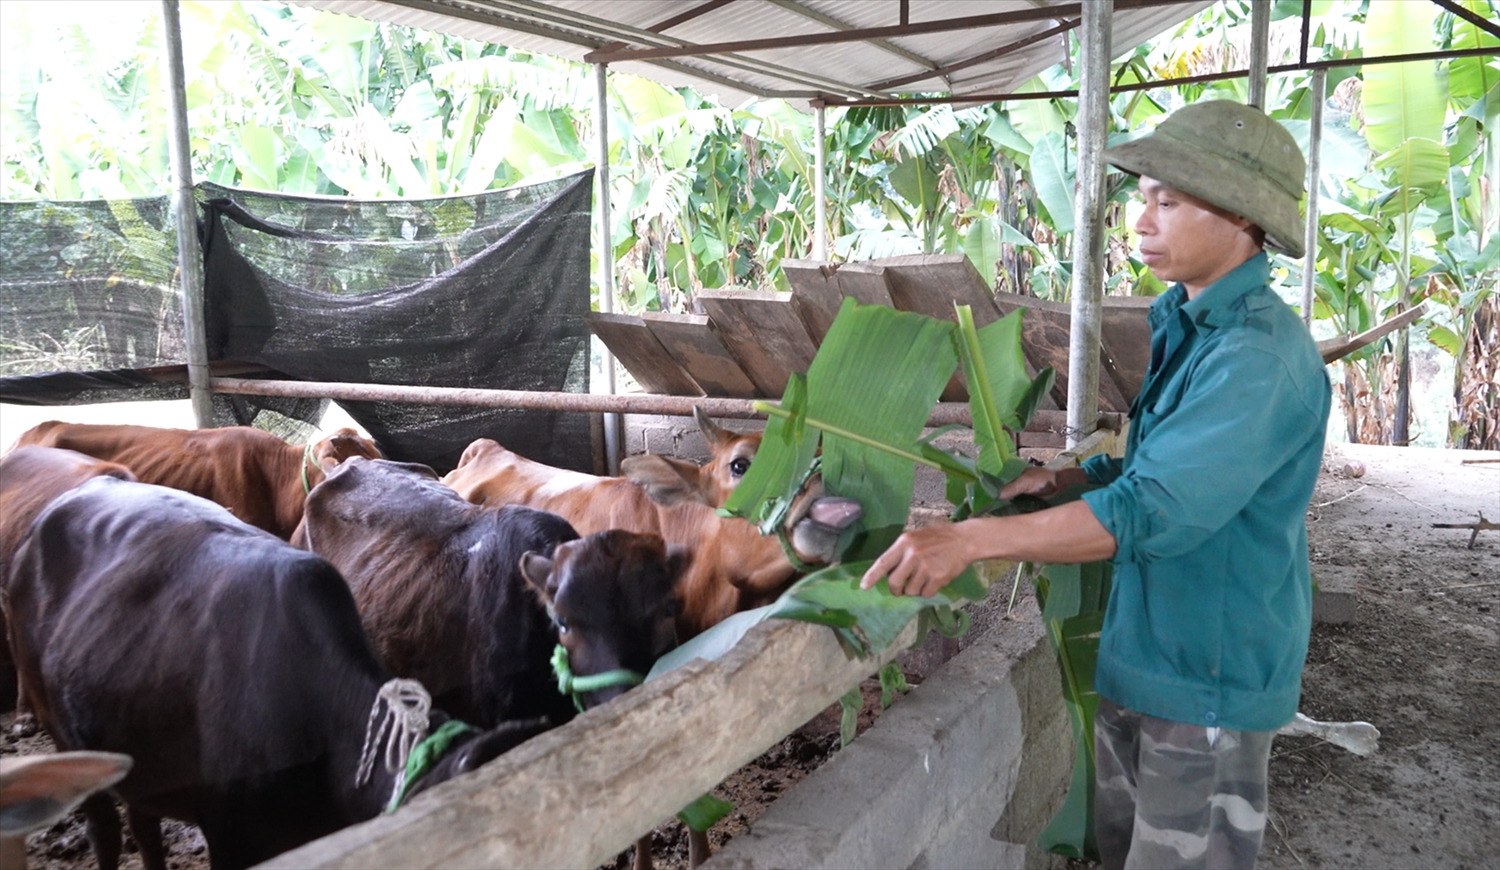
xmin=294 ymin=0 xmax=1214 ymax=107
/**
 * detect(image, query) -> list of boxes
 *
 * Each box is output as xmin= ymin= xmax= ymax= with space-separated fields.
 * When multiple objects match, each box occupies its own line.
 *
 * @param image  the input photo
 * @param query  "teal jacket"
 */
xmin=1079 ymin=254 xmax=1331 ymax=732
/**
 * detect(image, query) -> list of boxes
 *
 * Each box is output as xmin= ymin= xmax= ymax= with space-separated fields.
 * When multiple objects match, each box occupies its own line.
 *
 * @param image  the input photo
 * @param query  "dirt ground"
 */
xmin=5 ymin=442 xmax=1497 ymax=870
xmin=1259 ymin=442 xmax=1499 ymax=870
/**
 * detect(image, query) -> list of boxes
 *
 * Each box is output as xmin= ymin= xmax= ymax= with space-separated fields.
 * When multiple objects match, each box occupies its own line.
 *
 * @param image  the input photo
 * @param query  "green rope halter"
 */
xmin=550 ymin=645 xmax=644 ymax=713
xmin=387 ymin=719 xmax=477 ymax=813
xmin=301 ymin=440 xmax=318 ymax=495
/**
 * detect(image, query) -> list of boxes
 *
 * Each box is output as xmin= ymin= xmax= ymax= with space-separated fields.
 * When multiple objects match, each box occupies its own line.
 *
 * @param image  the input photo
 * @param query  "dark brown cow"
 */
xmin=0 ymin=447 xmax=135 ymax=715
xmin=6 ymin=475 xmax=550 ymax=870
xmin=442 ymin=408 xmax=861 ymax=639
xmin=11 ymin=421 xmax=382 ymax=539
xmin=294 ymin=458 xmax=686 ymax=725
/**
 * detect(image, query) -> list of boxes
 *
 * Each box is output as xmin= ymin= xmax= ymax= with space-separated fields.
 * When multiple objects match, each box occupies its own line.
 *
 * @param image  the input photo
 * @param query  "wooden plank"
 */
xmin=1099 ymin=297 xmax=1154 ymax=408
xmin=834 ymin=262 xmax=897 ymax=307
xmin=783 ymin=260 xmax=896 ymax=346
xmin=263 ymin=556 xmax=1023 ymax=870
xmin=642 ymin=312 xmax=759 ymax=399
xmin=873 ymin=255 xmax=1003 ymax=402
xmin=585 ymin=312 xmax=704 ymax=397
xmin=782 ymin=259 xmax=845 ymax=346
xmin=994 ymin=292 xmax=1077 ymax=411
xmin=874 ymin=254 xmax=1003 ymax=327
xmin=696 ymin=289 xmax=820 ymax=398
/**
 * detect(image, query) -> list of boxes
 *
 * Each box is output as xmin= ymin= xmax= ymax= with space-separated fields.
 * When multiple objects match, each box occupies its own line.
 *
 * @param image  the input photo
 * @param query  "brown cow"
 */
xmin=0 ymin=446 xmax=135 ymax=716
xmin=442 ymin=408 xmax=861 ymax=639
xmin=11 ymin=422 xmax=382 ymax=540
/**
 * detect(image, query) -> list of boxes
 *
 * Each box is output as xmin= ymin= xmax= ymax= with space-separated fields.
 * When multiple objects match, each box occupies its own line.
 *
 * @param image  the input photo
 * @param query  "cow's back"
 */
xmin=14 ymin=422 xmax=298 ymax=537
xmin=444 ymin=439 xmax=667 ymax=536
xmin=445 ymin=440 xmax=793 ymax=637
xmin=7 ymin=477 xmax=386 ymax=852
xmin=0 ymin=447 xmax=134 ymax=712
xmin=301 ymin=458 xmax=579 ymax=727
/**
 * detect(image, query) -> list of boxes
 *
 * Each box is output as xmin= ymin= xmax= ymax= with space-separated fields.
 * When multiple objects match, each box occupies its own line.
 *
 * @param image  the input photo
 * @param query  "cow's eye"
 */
xmin=554 ymin=615 xmax=569 ymax=633
xmin=730 ymin=457 xmax=751 ymax=477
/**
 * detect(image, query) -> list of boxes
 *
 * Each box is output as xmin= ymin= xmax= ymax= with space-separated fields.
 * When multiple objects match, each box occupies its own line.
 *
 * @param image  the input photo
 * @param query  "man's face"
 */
xmin=1133 ymin=176 xmax=1258 ymax=296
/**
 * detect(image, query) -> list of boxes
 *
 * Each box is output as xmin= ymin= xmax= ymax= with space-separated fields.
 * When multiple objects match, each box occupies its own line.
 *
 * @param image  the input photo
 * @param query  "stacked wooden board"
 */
xmin=586 ymin=254 xmax=1153 ymax=413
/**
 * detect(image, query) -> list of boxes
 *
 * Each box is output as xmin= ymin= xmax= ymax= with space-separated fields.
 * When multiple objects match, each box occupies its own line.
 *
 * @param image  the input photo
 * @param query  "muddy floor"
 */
xmin=6 ymin=443 xmax=1497 ymax=870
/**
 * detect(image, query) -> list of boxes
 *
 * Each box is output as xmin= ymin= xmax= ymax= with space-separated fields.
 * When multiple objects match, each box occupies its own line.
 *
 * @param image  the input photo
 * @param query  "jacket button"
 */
xmin=1205 ymin=711 xmax=1217 ymax=723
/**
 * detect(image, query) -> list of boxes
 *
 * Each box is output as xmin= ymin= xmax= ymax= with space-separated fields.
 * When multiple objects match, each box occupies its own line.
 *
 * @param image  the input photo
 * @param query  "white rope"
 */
xmin=355 ymin=678 xmax=432 ymax=804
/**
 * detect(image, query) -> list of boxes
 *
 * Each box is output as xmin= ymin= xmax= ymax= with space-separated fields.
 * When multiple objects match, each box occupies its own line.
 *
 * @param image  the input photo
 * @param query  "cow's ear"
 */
xmin=694 ymin=406 xmax=734 ymax=449
xmin=621 ymin=455 xmax=707 ymax=507
xmin=519 ymin=552 xmax=556 ymax=598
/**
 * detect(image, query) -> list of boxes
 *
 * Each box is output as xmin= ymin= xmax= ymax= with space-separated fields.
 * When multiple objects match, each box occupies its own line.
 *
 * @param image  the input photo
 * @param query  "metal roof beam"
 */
xmin=1433 ymin=0 xmax=1500 ymax=40
xmin=583 ymin=0 xmax=1190 ymax=64
xmin=398 ymin=0 xmax=874 ymax=98
xmin=816 ymin=44 xmax=1500 ymax=107
xmin=868 ymin=18 xmax=1079 ymax=92
xmin=594 ymin=0 xmax=739 ymax=54
xmin=767 ymin=0 xmax=946 ymax=80
xmin=585 ymin=4 xmax=1087 ymax=63
xmin=483 ymin=0 xmax=881 ymax=98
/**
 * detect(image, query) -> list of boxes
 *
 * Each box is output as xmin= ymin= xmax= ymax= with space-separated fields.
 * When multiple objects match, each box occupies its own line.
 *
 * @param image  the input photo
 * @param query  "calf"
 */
xmin=5 ymin=477 xmax=549 ymax=870
xmin=442 ymin=408 xmax=861 ymax=638
xmin=11 ymin=421 xmax=383 ymax=539
xmin=0 ymin=447 xmax=135 ymax=716
xmin=295 ymin=458 xmax=685 ymax=726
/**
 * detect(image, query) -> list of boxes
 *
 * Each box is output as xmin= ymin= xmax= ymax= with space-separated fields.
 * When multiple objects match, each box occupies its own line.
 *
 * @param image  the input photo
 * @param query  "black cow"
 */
xmin=5 ymin=477 xmax=549 ymax=870
xmin=293 ymin=458 xmax=686 ymax=726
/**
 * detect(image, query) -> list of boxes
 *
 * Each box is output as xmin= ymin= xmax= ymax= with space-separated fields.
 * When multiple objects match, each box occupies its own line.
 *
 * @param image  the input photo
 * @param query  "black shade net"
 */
xmin=1 ymin=171 xmax=594 ymax=470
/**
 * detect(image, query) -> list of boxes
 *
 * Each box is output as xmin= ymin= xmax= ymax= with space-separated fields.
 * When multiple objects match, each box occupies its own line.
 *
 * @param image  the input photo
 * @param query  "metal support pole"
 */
xmin=814 ymin=103 xmax=828 ymax=261
xmin=594 ymin=62 xmax=622 ymax=475
xmin=1301 ymin=68 xmax=1325 ymax=326
xmin=161 ymin=0 xmax=213 ymax=428
xmin=1066 ymin=0 xmax=1111 ymax=448
xmin=1248 ymin=0 xmax=1271 ymax=108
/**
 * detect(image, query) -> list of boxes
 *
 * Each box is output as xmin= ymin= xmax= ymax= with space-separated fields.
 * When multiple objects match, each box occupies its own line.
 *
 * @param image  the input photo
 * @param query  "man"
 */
xmin=861 ymin=101 xmax=1331 ymax=870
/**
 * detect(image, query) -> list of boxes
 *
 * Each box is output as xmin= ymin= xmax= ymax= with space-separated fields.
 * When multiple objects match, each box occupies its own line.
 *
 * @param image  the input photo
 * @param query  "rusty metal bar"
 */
xmin=584 ymin=0 xmax=1183 ymax=64
xmin=483 ymin=0 xmax=878 ymax=98
xmin=820 ymin=45 xmax=1500 ymax=106
xmin=208 ymin=377 xmax=1123 ymax=433
xmin=1299 ymin=0 xmax=1312 ymax=66
xmin=593 ymin=0 xmax=738 ymax=53
xmin=585 ymin=4 xmax=1087 ymax=63
xmin=868 ymin=18 xmax=1079 ymax=92
xmin=1433 ymin=0 xmax=1500 ymax=40
xmin=769 ymin=0 xmax=942 ymax=77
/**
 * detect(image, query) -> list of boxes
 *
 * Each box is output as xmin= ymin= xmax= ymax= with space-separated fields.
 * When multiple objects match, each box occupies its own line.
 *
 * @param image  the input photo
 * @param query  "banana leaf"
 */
xmin=1032 ymin=557 xmax=1112 ymax=862
xmin=1035 ymin=605 xmax=1107 ymax=861
xmin=1363 ymin=0 xmax=1446 ymax=154
xmin=769 ymin=561 xmax=982 ymax=659
xmin=677 ymin=793 xmax=733 ymax=833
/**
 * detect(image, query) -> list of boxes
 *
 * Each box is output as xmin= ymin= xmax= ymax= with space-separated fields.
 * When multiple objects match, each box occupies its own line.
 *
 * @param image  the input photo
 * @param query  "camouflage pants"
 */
xmin=1094 ymin=696 xmax=1273 ymax=870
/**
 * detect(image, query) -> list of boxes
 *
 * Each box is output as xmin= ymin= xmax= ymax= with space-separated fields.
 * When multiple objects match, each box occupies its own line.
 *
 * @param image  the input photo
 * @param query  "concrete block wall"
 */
xmin=705 ymin=598 xmax=1071 ymax=870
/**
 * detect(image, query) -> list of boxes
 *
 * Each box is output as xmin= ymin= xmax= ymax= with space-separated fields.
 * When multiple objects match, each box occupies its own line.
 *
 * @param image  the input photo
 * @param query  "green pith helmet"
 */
xmin=1103 ymin=100 xmax=1308 ymax=259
